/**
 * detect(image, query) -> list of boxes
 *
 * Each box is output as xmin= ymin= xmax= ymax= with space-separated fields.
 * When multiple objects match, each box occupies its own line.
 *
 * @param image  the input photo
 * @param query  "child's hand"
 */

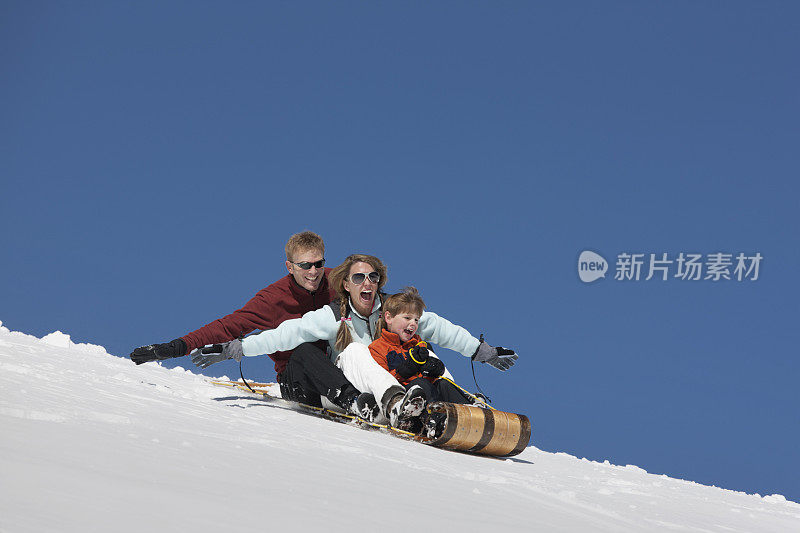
xmin=395 ymin=355 xmax=423 ymax=379
xmin=421 ymin=356 xmax=445 ymax=378
xmin=395 ymin=343 xmax=431 ymax=379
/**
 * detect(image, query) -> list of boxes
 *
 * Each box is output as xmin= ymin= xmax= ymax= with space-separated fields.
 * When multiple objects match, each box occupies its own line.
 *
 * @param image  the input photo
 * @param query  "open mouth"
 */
xmin=403 ymin=326 xmax=415 ymax=336
xmin=359 ymin=290 xmax=373 ymax=304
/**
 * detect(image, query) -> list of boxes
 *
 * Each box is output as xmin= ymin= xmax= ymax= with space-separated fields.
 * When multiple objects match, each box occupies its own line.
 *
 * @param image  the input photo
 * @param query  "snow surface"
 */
xmin=1 ymin=320 xmax=798 ymax=532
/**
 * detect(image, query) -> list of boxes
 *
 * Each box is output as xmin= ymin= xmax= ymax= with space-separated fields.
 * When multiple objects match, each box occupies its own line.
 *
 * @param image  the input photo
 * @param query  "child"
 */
xmin=370 ymin=287 xmax=477 ymax=409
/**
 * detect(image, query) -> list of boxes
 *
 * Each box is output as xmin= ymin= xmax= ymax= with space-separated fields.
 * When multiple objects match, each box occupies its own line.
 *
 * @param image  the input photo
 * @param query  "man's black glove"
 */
xmin=129 ymin=338 xmax=188 ymax=365
xmin=190 ymin=339 xmax=244 ymax=369
xmin=472 ymin=341 xmax=518 ymax=371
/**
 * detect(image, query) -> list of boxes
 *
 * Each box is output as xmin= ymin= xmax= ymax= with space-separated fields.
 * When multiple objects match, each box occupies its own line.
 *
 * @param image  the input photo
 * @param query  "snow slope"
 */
xmin=1 ymin=321 xmax=798 ymax=533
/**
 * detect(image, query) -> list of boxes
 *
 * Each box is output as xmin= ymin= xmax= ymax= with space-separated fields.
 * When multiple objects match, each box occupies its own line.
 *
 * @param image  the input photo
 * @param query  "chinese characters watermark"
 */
xmin=579 ymin=251 xmax=762 ymax=283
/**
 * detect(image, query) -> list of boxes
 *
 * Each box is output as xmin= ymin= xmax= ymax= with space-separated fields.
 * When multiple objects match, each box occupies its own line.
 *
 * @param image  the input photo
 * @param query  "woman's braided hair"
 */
xmin=329 ymin=254 xmax=388 ymax=351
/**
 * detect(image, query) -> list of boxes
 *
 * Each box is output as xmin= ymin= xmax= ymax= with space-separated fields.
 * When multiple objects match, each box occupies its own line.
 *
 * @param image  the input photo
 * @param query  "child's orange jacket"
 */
xmin=369 ymin=329 xmax=431 ymax=386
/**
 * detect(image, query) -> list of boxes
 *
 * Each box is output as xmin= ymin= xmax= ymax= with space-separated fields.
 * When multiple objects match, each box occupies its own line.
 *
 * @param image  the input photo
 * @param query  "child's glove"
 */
xmin=395 ymin=342 xmax=433 ymax=379
xmin=420 ymin=356 xmax=445 ymax=378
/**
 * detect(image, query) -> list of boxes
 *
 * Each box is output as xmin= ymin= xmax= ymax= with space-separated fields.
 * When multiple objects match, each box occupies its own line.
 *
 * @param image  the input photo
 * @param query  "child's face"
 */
xmin=384 ymin=310 xmax=420 ymax=343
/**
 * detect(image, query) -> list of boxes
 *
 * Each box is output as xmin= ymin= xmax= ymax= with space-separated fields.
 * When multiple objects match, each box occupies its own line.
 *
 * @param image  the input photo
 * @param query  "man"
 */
xmin=129 ymin=231 xmax=378 ymax=419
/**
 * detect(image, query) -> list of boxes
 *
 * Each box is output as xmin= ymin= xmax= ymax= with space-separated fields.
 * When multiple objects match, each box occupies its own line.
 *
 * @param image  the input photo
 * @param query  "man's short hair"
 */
xmin=285 ymin=231 xmax=325 ymax=261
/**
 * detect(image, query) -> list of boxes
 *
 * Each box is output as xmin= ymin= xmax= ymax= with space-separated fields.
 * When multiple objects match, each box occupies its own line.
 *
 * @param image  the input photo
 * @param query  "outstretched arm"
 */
xmin=191 ymin=307 xmax=338 ymax=368
xmin=241 ymin=306 xmax=338 ymax=356
xmin=418 ymin=312 xmax=518 ymax=371
xmin=417 ymin=311 xmax=481 ymax=357
xmin=130 ymin=286 xmax=284 ymax=365
xmin=180 ymin=286 xmax=285 ymax=351
xmin=417 ymin=311 xmax=480 ymax=357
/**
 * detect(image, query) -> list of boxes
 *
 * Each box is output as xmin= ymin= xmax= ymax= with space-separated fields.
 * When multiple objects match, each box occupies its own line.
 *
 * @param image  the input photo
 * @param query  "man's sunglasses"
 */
xmin=291 ymin=259 xmax=326 ymax=270
xmin=350 ymin=271 xmax=380 ymax=285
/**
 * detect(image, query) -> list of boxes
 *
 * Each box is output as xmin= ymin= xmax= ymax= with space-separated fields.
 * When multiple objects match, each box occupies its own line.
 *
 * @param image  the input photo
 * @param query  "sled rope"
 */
xmin=439 ymin=376 xmax=497 ymax=411
xmin=239 ymin=359 xmax=256 ymax=394
xmin=469 ymin=334 xmax=492 ymax=405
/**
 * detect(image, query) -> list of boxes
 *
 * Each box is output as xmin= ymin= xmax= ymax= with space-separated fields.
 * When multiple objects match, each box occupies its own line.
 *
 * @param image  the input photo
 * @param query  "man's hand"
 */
xmin=130 ymin=339 xmax=187 ymax=365
xmin=191 ymin=339 xmax=244 ymax=369
xmin=472 ymin=341 xmax=518 ymax=371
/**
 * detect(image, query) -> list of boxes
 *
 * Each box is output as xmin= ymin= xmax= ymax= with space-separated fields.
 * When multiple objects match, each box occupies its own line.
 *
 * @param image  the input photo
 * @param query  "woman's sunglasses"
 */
xmin=350 ymin=271 xmax=380 ymax=285
xmin=291 ymin=259 xmax=326 ymax=270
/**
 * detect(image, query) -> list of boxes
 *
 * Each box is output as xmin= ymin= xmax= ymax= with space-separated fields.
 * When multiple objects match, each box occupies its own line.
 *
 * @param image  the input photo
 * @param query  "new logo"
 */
xmin=578 ymin=250 xmax=608 ymax=283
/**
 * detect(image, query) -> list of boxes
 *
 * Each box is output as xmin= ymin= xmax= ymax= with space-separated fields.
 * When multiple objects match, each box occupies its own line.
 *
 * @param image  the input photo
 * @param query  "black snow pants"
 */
xmin=277 ymin=342 xmax=358 ymax=409
xmin=407 ymin=376 xmax=474 ymax=405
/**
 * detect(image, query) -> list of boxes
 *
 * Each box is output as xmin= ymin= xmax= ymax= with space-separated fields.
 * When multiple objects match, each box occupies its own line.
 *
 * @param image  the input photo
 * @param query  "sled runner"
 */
xmin=210 ymin=379 xmax=531 ymax=457
xmin=211 ymin=379 xmax=423 ymax=439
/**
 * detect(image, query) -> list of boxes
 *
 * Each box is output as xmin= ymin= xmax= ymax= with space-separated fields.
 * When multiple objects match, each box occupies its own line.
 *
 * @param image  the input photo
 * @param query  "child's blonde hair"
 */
xmin=377 ymin=287 xmax=426 ymax=334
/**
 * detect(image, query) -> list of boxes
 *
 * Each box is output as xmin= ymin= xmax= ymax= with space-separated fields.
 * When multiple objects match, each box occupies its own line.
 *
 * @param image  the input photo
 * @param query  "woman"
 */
xmin=194 ymin=254 xmax=516 ymax=426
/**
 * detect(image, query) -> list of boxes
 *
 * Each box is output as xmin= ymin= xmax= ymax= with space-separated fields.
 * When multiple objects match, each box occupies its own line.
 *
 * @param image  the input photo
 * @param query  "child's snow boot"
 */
xmin=388 ymin=385 xmax=426 ymax=429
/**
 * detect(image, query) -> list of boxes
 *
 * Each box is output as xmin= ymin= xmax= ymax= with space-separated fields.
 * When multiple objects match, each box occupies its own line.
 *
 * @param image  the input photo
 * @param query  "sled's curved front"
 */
xmin=426 ymin=402 xmax=531 ymax=457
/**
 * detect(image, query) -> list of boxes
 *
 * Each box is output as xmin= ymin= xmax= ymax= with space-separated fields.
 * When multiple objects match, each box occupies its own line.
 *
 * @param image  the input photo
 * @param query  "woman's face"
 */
xmin=343 ymin=261 xmax=380 ymax=316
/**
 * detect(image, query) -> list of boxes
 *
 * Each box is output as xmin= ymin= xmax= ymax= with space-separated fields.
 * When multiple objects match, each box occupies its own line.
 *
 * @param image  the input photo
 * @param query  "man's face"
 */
xmin=286 ymin=247 xmax=325 ymax=292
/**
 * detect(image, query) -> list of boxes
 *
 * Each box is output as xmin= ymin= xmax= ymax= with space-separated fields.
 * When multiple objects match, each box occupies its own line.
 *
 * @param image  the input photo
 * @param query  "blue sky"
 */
xmin=2 ymin=2 xmax=798 ymax=501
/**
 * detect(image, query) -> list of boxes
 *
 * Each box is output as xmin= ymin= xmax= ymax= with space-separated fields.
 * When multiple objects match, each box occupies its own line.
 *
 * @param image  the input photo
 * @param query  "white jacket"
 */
xmin=242 ymin=297 xmax=480 ymax=362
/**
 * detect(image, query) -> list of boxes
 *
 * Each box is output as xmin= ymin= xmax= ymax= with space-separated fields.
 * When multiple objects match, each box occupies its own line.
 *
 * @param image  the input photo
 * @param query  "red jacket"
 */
xmin=181 ymin=269 xmax=336 ymax=375
xmin=369 ymin=329 xmax=430 ymax=386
